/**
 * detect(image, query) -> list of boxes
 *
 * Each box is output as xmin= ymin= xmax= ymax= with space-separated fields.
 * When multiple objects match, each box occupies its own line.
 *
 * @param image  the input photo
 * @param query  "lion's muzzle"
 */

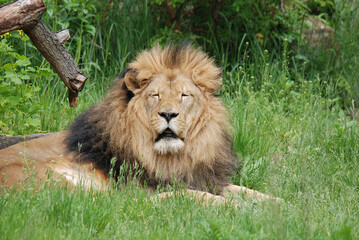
xmin=154 ymin=111 xmax=185 ymax=155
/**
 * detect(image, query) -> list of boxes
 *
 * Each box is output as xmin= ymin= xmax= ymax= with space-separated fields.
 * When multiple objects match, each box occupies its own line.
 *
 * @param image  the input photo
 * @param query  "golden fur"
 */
xmin=0 ymin=44 xmax=279 ymax=203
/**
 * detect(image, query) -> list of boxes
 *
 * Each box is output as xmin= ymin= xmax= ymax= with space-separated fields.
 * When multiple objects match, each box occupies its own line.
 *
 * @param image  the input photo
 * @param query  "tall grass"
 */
xmin=1 ymin=71 xmax=358 ymax=238
xmin=1 ymin=0 xmax=359 ymax=239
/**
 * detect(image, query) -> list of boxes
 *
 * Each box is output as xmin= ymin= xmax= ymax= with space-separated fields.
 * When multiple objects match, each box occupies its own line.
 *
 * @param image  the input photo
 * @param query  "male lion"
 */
xmin=0 ymin=44 xmax=278 ymax=204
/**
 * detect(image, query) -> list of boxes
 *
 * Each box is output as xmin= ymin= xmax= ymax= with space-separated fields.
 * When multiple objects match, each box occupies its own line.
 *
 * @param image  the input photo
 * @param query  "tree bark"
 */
xmin=23 ymin=20 xmax=87 ymax=107
xmin=0 ymin=0 xmax=46 ymax=34
xmin=0 ymin=133 xmax=49 ymax=150
xmin=0 ymin=0 xmax=87 ymax=107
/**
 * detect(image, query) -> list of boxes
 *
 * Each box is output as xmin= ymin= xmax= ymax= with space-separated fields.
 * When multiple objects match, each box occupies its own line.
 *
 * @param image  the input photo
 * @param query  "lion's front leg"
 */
xmin=222 ymin=184 xmax=282 ymax=203
xmin=152 ymin=189 xmax=239 ymax=207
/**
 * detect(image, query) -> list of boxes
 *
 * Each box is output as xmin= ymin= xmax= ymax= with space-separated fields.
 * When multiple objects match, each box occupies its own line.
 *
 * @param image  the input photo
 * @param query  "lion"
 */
xmin=0 ymin=44 xmax=279 ymax=204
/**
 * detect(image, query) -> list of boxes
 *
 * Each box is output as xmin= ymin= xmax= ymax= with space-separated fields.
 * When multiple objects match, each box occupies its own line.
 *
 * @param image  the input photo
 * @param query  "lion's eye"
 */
xmin=152 ymin=93 xmax=159 ymax=98
xmin=181 ymin=93 xmax=189 ymax=97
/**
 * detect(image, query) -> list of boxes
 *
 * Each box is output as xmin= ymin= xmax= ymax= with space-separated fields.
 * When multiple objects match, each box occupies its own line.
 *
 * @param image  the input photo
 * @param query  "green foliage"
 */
xmin=149 ymin=0 xmax=336 ymax=52
xmin=307 ymin=0 xmax=335 ymax=16
xmin=45 ymin=0 xmax=98 ymax=64
xmin=150 ymin=0 xmax=286 ymax=49
xmin=0 ymin=32 xmax=53 ymax=135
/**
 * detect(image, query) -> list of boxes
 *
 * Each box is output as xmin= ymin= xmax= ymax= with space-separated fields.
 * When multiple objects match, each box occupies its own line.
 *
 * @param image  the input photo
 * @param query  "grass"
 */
xmin=1 ymin=0 xmax=359 ymax=239
xmin=1 ymin=69 xmax=358 ymax=239
xmin=1 ymin=81 xmax=358 ymax=239
xmin=0 ymin=183 xmax=279 ymax=239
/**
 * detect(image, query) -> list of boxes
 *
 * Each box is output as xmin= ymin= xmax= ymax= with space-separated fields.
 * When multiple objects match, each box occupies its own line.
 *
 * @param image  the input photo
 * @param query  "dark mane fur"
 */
xmin=65 ymin=106 xmax=113 ymax=171
xmin=65 ymin=70 xmax=131 ymax=174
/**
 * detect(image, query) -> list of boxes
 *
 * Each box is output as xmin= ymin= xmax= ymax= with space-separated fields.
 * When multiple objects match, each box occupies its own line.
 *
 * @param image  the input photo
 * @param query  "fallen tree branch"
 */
xmin=23 ymin=20 xmax=87 ymax=107
xmin=0 ymin=133 xmax=50 ymax=150
xmin=0 ymin=0 xmax=87 ymax=107
xmin=0 ymin=0 xmax=46 ymax=34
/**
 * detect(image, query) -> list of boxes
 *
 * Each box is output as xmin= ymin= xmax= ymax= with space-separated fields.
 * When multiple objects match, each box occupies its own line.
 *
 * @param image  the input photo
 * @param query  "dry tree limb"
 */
xmin=56 ymin=29 xmax=70 ymax=44
xmin=0 ymin=0 xmax=46 ymax=34
xmin=22 ymin=20 xmax=87 ymax=107
xmin=0 ymin=133 xmax=50 ymax=150
xmin=0 ymin=0 xmax=87 ymax=107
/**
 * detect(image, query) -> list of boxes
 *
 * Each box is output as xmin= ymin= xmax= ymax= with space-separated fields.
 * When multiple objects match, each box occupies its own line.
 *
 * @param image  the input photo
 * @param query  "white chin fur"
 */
xmin=154 ymin=138 xmax=184 ymax=155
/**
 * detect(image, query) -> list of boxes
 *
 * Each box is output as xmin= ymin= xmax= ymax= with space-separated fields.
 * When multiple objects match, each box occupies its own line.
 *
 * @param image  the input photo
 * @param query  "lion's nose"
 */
xmin=158 ymin=111 xmax=179 ymax=123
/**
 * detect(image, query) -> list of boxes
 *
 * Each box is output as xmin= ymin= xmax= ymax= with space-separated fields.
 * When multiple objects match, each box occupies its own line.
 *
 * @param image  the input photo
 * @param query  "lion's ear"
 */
xmin=193 ymin=66 xmax=223 ymax=94
xmin=124 ymin=69 xmax=151 ymax=92
xmin=124 ymin=69 xmax=140 ymax=92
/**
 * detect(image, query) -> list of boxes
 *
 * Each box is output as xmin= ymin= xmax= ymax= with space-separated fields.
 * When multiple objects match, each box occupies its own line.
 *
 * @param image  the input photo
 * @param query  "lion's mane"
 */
xmin=65 ymin=44 xmax=237 ymax=194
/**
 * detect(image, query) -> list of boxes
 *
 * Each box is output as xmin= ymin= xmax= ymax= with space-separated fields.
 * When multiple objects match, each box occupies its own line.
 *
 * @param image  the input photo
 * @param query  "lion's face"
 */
xmin=141 ymin=73 xmax=204 ymax=155
xmin=119 ymin=44 xmax=225 ymax=164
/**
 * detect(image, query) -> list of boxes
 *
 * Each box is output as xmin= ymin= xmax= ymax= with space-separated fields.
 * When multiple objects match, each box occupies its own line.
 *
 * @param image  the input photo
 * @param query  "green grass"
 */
xmin=1 ymin=71 xmax=358 ymax=239
xmin=1 ymin=82 xmax=358 ymax=239
xmin=1 ymin=0 xmax=359 ymax=239
xmin=0 ymin=183 xmax=279 ymax=239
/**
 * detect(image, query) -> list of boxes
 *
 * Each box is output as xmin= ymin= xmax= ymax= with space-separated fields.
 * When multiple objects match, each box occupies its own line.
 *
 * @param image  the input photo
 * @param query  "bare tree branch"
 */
xmin=23 ymin=20 xmax=87 ymax=107
xmin=0 ymin=133 xmax=50 ymax=150
xmin=0 ymin=0 xmax=87 ymax=107
xmin=0 ymin=0 xmax=46 ymax=34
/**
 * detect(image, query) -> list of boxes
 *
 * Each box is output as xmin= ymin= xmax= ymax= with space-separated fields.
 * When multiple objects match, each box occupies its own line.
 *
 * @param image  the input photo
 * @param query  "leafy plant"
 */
xmin=0 ymin=32 xmax=53 ymax=135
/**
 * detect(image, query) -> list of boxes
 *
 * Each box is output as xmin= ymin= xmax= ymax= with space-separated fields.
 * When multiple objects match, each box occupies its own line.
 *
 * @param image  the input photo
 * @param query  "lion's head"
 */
xmin=66 ymin=44 xmax=237 ymax=193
